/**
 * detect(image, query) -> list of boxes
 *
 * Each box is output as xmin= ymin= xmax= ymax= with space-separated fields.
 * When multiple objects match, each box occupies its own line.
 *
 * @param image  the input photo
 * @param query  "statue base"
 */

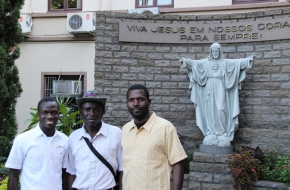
xmin=199 ymin=144 xmax=233 ymax=154
xmin=188 ymin=150 xmax=234 ymax=189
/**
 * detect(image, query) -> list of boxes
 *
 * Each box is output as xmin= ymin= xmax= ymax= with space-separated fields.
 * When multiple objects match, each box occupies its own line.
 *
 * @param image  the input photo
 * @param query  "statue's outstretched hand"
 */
xmin=176 ymin=54 xmax=183 ymax=64
xmin=247 ymin=53 xmax=256 ymax=61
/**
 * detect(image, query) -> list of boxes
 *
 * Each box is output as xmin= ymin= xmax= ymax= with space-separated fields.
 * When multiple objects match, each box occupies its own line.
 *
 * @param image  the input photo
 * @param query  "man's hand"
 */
xmin=176 ymin=54 xmax=184 ymax=66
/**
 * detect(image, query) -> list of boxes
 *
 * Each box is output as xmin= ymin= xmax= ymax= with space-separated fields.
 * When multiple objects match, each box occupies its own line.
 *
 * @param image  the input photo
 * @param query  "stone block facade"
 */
xmin=188 ymin=151 xmax=233 ymax=190
xmin=95 ymin=9 xmax=290 ymax=156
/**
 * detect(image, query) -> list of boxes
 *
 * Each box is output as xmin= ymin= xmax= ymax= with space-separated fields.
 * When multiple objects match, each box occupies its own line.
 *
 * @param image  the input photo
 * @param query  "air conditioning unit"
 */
xmin=128 ymin=7 xmax=159 ymax=15
xmin=67 ymin=12 xmax=96 ymax=36
xmin=52 ymin=81 xmax=82 ymax=96
xmin=19 ymin=15 xmax=32 ymax=35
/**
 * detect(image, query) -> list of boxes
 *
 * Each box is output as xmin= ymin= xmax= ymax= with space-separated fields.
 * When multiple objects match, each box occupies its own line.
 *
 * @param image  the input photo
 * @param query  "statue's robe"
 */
xmin=181 ymin=57 xmax=252 ymax=141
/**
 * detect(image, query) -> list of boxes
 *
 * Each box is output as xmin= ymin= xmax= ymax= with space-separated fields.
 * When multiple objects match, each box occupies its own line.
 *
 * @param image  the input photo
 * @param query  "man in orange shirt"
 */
xmin=122 ymin=84 xmax=187 ymax=190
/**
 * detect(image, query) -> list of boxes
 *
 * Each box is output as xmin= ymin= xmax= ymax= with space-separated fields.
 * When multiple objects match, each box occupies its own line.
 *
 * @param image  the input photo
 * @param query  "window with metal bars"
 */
xmin=44 ymin=75 xmax=84 ymax=130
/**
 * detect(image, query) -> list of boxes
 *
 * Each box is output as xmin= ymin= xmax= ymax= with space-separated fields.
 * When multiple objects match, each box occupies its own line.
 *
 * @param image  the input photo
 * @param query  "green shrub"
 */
xmin=226 ymin=147 xmax=262 ymax=190
xmin=0 ymin=157 xmax=8 ymax=176
xmin=0 ymin=138 xmax=10 ymax=159
xmin=227 ymin=146 xmax=290 ymax=190
xmin=0 ymin=177 xmax=8 ymax=190
xmin=260 ymin=147 xmax=290 ymax=184
xmin=0 ymin=0 xmax=24 ymax=158
xmin=0 ymin=157 xmax=8 ymax=190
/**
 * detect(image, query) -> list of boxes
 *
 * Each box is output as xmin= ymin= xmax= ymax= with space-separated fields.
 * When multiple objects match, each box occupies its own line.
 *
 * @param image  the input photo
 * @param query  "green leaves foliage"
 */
xmin=0 ymin=176 xmax=9 ymax=190
xmin=23 ymin=108 xmax=38 ymax=133
xmin=56 ymin=104 xmax=83 ymax=136
xmin=226 ymin=147 xmax=262 ymax=190
xmin=260 ymin=147 xmax=290 ymax=184
xmin=0 ymin=0 xmax=24 ymax=157
xmin=0 ymin=157 xmax=8 ymax=175
xmin=227 ymin=146 xmax=290 ymax=190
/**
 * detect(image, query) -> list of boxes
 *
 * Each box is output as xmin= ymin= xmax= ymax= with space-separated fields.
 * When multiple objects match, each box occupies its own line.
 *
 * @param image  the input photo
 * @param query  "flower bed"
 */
xmin=226 ymin=146 xmax=290 ymax=190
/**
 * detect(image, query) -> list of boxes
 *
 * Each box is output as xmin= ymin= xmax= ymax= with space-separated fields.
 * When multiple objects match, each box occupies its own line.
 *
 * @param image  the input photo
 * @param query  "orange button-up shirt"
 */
xmin=122 ymin=112 xmax=187 ymax=190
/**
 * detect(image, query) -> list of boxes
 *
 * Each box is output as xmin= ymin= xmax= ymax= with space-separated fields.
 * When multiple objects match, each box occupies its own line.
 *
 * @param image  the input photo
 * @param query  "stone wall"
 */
xmin=94 ymin=9 xmax=290 ymax=155
xmin=189 ymin=151 xmax=233 ymax=189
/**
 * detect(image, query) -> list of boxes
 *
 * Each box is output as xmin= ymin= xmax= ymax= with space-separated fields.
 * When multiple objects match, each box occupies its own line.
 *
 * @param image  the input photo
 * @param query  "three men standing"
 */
xmin=6 ymin=86 xmax=185 ymax=190
xmin=122 ymin=84 xmax=187 ymax=190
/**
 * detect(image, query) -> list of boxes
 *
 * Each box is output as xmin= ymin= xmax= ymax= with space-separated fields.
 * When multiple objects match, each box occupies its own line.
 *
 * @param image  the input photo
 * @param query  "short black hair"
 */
xmin=37 ymin=97 xmax=59 ymax=112
xmin=126 ymin=84 xmax=150 ymax=99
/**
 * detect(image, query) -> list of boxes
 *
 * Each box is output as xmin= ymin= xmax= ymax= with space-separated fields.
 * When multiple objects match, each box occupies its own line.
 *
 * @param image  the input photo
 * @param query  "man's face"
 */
xmin=211 ymin=47 xmax=220 ymax=59
xmin=37 ymin=101 xmax=59 ymax=131
xmin=80 ymin=102 xmax=103 ymax=128
xmin=126 ymin=89 xmax=151 ymax=121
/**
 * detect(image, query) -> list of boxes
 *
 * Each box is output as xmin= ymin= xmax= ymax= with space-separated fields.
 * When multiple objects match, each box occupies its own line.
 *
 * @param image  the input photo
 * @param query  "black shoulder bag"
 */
xmin=83 ymin=137 xmax=119 ymax=190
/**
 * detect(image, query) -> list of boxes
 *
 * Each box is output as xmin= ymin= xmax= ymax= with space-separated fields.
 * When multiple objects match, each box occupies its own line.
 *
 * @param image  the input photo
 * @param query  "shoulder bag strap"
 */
xmin=83 ymin=137 xmax=117 ymax=183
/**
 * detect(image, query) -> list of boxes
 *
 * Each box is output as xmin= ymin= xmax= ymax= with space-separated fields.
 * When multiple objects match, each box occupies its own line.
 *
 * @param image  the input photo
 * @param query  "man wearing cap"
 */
xmin=66 ymin=91 xmax=123 ymax=190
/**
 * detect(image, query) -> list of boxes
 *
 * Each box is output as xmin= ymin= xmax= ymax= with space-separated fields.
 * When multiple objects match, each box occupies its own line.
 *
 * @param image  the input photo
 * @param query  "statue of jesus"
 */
xmin=177 ymin=43 xmax=255 ymax=147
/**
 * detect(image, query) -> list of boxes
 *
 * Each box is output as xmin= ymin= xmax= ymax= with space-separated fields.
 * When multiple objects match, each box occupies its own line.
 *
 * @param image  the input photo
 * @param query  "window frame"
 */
xmin=48 ymin=0 xmax=83 ymax=11
xmin=135 ymin=0 xmax=174 ymax=8
xmin=41 ymin=72 xmax=87 ymax=98
xmin=232 ymin=0 xmax=278 ymax=5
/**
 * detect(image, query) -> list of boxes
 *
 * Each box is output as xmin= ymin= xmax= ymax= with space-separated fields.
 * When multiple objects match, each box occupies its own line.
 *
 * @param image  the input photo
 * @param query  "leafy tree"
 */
xmin=0 ymin=0 xmax=24 ymax=157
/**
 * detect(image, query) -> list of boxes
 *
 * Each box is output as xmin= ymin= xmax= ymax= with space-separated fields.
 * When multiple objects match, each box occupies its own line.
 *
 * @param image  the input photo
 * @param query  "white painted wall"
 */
xmin=83 ymin=0 xmax=131 ymax=11
xmin=175 ymin=0 xmax=231 ymax=8
xmin=21 ymin=0 xmax=48 ymax=13
xmin=174 ymin=0 xmax=287 ymax=9
xmin=20 ymin=0 xmax=134 ymax=13
xmin=16 ymin=42 xmax=95 ymax=133
xmin=20 ymin=0 xmax=289 ymax=13
xmin=29 ymin=17 xmax=70 ymax=37
xmin=110 ymin=0 xmax=135 ymax=11
xmin=83 ymin=0 xmax=102 ymax=11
